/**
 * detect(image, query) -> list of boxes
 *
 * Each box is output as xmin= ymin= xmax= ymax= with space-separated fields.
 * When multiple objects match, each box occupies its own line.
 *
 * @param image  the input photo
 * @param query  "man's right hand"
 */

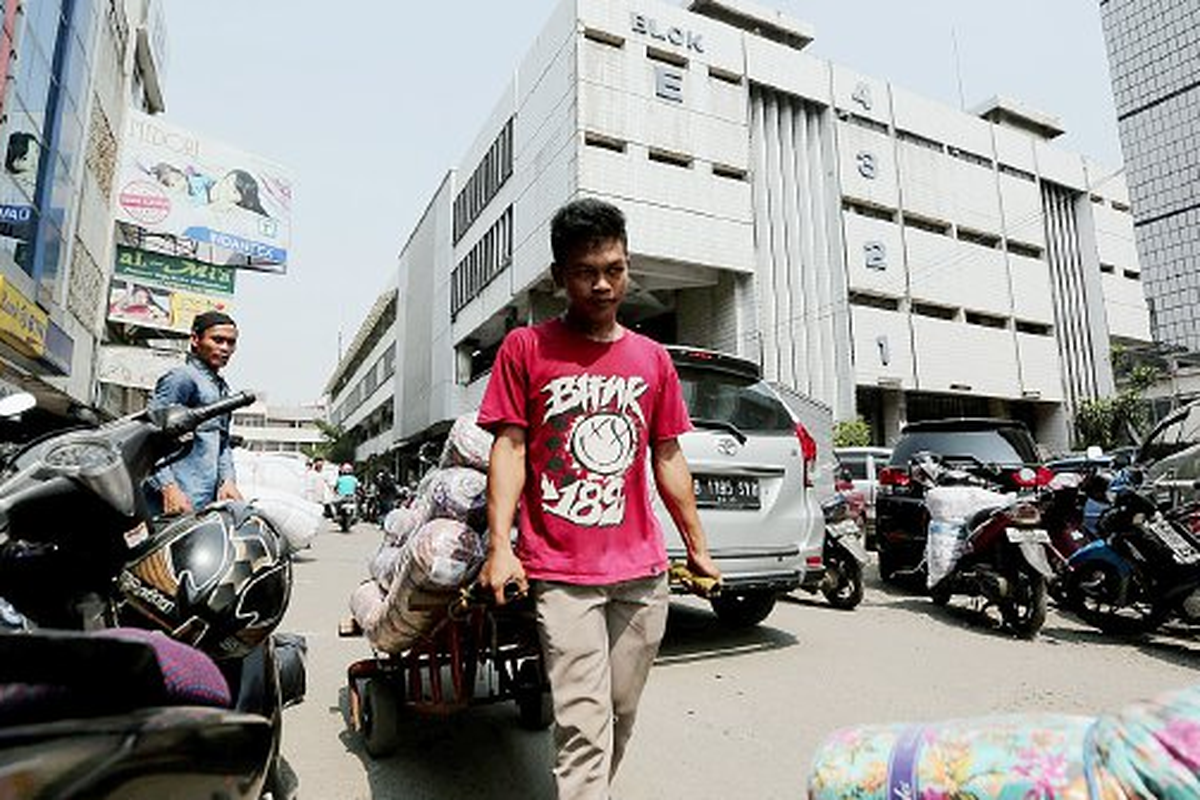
xmin=478 ymin=547 xmax=528 ymax=606
xmin=162 ymin=484 xmax=193 ymax=515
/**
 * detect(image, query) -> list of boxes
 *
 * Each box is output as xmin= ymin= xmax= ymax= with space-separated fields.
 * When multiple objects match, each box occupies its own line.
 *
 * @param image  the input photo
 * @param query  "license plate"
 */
xmin=1145 ymin=517 xmax=1200 ymax=565
xmin=694 ymin=475 xmax=760 ymax=510
xmin=1006 ymin=527 xmax=1050 ymax=544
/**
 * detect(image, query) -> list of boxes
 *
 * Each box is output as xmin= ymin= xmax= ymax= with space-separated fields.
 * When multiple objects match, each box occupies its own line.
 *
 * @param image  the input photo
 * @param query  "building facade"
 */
xmin=231 ymin=398 xmax=326 ymax=455
xmin=330 ymin=0 xmax=1149 ymax=455
xmin=0 ymin=0 xmax=165 ymax=420
xmin=1101 ymin=0 xmax=1200 ymax=355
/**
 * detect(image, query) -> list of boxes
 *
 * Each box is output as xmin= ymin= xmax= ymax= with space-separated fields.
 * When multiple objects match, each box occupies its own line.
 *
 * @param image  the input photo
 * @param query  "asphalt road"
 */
xmin=279 ymin=522 xmax=1200 ymax=799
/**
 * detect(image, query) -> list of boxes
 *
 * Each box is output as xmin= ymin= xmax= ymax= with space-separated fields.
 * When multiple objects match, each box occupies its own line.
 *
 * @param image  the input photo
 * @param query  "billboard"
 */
xmin=115 ymin=110 xmax=291 ymax=272
xmin=107 ymin=246 xmax=235 ymax=334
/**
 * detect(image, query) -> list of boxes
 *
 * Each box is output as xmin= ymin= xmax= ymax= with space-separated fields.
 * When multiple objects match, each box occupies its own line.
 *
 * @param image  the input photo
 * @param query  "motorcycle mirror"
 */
xmin=0 ymin=392 xmax=35 ymax=419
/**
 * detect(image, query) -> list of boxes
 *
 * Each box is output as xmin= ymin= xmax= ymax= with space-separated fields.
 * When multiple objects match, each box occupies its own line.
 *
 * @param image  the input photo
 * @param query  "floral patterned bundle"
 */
xmin=808 ymin=684 xmax=1200 ymax=800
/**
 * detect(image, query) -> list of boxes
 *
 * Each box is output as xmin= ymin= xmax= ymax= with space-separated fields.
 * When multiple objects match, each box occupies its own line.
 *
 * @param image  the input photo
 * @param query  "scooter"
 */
xmin=916 ymin=453 xmax=1057 ymax=638
xmin=798 ymin=493 xmax=867 ymax=610
xmin=335 ymin=494 xmax=358 ymax=532
xmin=0 ymin=391 xmax=304 ymax=799
xmin=1064 ymin=466 xmax=1200 ymax=636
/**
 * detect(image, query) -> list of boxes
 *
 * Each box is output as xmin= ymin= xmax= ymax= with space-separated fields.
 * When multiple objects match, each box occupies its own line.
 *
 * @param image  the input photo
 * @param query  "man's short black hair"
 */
xmin=550 ymin=198 xmax=627 ymax=266
xmin=192 ymin=310 xmax=236 ymax=336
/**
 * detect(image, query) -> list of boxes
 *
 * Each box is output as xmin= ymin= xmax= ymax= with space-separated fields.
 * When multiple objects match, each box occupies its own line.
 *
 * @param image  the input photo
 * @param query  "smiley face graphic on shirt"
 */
xmin=538 ymin=373 xmax=647 ymax=527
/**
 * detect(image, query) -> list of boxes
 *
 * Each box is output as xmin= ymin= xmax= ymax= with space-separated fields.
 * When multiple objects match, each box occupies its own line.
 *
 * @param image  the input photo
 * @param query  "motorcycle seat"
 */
xmin=0 ymin=627 xmax=231 ymax=726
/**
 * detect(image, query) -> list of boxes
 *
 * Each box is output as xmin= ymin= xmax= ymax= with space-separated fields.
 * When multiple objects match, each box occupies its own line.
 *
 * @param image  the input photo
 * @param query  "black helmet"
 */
xmin=116 ymin=502 xmax=291 ymax=659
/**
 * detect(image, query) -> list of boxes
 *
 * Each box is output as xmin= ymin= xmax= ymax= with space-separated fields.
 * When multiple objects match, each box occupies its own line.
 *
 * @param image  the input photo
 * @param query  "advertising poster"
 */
xmin=115 ymin=110 xmax=292 ymax=272
xmin=107 ymin=246 xmax=235 ymax=334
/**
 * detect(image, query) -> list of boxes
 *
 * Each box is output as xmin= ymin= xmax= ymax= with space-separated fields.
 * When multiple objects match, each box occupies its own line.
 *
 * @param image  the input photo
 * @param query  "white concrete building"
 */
xmin=231 ymin=398 xmax=327 ymax=455
xmin=330 ymin=0 xmax=1150 ymax=459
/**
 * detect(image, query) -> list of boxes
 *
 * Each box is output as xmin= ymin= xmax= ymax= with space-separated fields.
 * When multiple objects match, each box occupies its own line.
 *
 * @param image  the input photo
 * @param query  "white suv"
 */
xmin=655 ymin=347 xmax=828 ymax=627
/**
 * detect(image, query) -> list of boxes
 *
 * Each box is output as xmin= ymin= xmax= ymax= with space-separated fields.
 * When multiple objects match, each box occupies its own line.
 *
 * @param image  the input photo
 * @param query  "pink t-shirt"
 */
xmin=478 ymin=318 xmax=692 ymax=585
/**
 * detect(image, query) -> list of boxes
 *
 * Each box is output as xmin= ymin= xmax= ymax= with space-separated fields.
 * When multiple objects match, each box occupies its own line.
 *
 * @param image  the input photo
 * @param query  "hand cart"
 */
xmin=339 ymin=585 xmax=550 ymax=758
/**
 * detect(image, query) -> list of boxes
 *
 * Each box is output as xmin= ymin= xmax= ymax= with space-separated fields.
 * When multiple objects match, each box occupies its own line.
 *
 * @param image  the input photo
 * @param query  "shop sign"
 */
xmin=0 ymin=276 xmax=47 ymax=358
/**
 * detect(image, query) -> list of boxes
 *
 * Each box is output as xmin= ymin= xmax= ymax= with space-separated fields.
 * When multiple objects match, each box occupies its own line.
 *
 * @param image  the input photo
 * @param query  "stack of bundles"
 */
xmin=232 ymin=450 xmax=323 ymax=554
xmin=350 ymin=413 xmax=493 ymax=654
xmin=923 ymin=485 xmax=1010 ymax=588
xmin=808 ymin=683 xmax=1200 ymax=799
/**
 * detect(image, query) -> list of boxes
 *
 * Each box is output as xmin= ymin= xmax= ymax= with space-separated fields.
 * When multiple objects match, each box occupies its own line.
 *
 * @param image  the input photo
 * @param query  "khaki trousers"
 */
xmin=534 ymin=574 xmax=669 ymax=800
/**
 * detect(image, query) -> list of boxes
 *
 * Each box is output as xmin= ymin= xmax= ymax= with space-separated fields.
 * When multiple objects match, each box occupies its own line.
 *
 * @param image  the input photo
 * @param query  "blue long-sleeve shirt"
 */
xmin=144 ymin=354 xmax=237 ymax=512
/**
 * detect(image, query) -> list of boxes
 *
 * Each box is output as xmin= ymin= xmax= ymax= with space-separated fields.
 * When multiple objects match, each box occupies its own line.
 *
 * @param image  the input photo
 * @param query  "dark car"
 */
xmin=874 ymin=418 xmax=1041 ymax=581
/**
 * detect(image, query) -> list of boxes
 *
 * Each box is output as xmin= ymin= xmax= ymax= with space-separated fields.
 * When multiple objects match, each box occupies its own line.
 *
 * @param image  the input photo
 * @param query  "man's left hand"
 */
xmin=688 ymin=550 xmax=722 ymax=582
xmin=217 ymin=481 xmax=243 ymax=502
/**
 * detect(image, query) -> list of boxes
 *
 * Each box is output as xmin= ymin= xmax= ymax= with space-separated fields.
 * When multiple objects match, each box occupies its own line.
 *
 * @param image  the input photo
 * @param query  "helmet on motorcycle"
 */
xmin=340 ymin=463 xmax=353 ymax=474
xmin=116 ymin=503 xmax=292 ymax=660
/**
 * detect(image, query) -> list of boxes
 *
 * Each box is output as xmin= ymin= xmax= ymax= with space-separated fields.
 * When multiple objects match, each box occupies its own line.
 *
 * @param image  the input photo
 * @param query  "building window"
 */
xmin=451 ymin=206 xmax=513 ymax=319
xmin=648 ymin=148 xmax=692 ymax=168
xmin=584 ymin=132 xmax=626 ymax=153
xmin=453 ymin=118 xmax=514 ymax=243
xmin=584 ymin=28 xmax=624 ymax=48
xmin=912 ymin=302 xmax=956 ymax=320
xmin=848 ymin=292 xmax=900 ymax=311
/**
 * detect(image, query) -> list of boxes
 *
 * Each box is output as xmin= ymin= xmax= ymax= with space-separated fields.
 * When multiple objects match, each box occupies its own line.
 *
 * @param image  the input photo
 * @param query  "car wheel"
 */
xmin=711 ymin=591 xmax=776 ymax=628
xmin=877 ymin=546 xmax=900 ymax=583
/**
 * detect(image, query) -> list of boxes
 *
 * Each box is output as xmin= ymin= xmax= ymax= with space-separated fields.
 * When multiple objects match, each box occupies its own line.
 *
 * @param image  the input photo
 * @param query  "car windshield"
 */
xmin=675 ymin=366 xmax=793 ymax=434
xmin=891 ymin=428 xmax=1038 ymax=466
xmin=1140 ymin=403 xmax=1200 ymax=464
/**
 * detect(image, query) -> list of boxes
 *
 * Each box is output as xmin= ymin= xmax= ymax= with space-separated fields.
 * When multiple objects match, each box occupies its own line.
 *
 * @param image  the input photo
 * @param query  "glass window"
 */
xmin=891 ymin=428 xmax=1039 ymax=467
xmin=675 ymin=366 xmax=794 ymax=434
xmin=838 ymin=456 xmax=868 ymax=480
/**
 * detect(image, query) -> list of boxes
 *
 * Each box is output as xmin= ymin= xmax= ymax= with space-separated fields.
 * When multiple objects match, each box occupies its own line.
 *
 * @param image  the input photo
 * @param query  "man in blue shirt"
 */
xmin=145 ymin=310 xmax=243 ymax=515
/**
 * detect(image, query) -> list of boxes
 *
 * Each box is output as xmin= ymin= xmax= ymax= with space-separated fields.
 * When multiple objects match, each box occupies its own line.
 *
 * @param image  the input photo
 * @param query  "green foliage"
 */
xmin=833 ymin=418 xmax=872 ymax=448
xmin=1075 ymin=391 xmax=1148 ymax=451
xmin=312 ymin=420 xmax=357 ymax=465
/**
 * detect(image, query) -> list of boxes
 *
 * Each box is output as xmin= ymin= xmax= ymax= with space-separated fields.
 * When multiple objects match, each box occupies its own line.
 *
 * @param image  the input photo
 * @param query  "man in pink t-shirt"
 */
xmin=478 ymin=198 xmax=720 ymax=800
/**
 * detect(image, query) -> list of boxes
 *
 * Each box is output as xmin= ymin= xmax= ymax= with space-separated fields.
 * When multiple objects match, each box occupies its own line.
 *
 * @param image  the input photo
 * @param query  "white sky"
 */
xmin=160 ymin=0 xmax=1122 ymax=405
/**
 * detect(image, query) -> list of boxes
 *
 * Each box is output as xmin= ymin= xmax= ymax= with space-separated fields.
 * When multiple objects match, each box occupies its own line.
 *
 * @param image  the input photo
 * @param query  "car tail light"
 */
xmin=878 ymin=466 xmax=910 ymax=488
xmin=1011 ymin=466 xmax=1055 ymax=489
xmin=794 ymin=423 xmax=817 ymax=488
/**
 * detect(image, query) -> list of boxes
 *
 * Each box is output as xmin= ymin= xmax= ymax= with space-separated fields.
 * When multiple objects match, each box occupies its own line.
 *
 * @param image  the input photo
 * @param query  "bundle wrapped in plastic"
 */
xmin=353 ymin=518 xmax=487 ymax=653
xmin=233 ymin=451 xmax=307 ymax=498
xmin=425 ymin=467 xmax=488 ymax=529
xmin=808 ymin=683 xmax=1200 ymax=800
xmin=382 ymin=499 xmax=431 ymax=549
xmin=247 ymin=488 xmax=323 ymax=555
xmin=439 ymin=412 xmax=493 ymax=471
xmin=923 ymin=486 xmax=1010 ymax=588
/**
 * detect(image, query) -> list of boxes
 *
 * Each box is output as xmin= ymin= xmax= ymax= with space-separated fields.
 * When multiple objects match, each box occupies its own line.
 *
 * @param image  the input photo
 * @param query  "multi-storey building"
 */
xmin=329 ymin=0 xmax=1149 ymax=457
xmin=1101 ymin=0 xmax=1200 ymax=354
xmin=231 ymin=398 xmax=326 ymax=455
xmin=0 ymin=0 xmax=166 ymax=420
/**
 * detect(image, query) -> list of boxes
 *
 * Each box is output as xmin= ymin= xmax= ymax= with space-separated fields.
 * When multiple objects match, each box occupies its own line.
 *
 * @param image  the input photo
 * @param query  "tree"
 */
xmin=1075 ymin=391 xmax=1147 ymax=451
xmin=833 ymin=418 xmax=871 ymax=448
xmin=312 ymin=420 xmax=357 ymax=465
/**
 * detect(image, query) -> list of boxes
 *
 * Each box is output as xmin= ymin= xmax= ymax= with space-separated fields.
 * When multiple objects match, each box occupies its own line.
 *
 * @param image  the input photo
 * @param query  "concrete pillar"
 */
xmin=882 ymin=390 xmax=907 ymax=446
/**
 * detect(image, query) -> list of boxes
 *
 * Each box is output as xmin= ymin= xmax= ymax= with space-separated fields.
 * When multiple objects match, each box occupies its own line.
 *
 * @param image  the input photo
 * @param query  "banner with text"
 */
xmin=107 ymin=246 xmax=236 ymax=334
xmin=115 ymin=110 xmax=292 ymax=272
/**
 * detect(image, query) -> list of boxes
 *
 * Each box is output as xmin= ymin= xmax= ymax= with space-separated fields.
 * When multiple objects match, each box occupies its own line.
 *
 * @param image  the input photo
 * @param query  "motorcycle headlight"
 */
xmin=44 ymin=440 xmax=119 ymax=472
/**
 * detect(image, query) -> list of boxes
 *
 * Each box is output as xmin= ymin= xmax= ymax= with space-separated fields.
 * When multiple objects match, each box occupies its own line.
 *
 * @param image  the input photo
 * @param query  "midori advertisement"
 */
xmin=115 ymin=110 xmax=292 ymax=272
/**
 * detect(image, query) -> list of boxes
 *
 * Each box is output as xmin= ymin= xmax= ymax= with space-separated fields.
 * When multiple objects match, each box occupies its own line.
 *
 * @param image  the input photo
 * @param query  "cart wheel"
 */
xmin=515 ymin=661 xmax=553 ymax=730
xmin=361 ymin=676 xmax=401 ymax=758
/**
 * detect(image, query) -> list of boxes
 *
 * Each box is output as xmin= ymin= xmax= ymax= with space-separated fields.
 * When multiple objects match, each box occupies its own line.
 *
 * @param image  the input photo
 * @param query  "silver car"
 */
xmin=655 ymin=347 xmax=828 ymax=627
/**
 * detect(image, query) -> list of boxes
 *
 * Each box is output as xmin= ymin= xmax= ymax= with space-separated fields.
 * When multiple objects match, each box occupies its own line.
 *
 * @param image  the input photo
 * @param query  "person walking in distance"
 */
xmin=144 ymin=310 xmax=243 ymax=515
xmin=477 ymin=198 xmax=720 ymax=799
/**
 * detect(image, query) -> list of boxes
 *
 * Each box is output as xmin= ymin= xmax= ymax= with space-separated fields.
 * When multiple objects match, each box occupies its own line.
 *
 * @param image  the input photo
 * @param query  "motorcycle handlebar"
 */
xmin=159 ymin=391 xmax=256 ymax=438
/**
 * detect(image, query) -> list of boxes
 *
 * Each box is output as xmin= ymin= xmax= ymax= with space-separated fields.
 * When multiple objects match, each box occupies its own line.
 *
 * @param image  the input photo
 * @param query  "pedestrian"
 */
xmin=477 ymin=197 xmax=720 ymax=800
xmin=144 ymin=310 xmax=243 ymax=515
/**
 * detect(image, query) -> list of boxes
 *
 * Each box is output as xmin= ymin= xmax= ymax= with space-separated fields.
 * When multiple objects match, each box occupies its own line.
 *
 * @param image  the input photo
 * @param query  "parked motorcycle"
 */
xmin=799 ymin=493 xmax=866 ymax=610
xmin=1064 ymin=466 xmax=1200 ymax=636
xmin=0 ymin=391 xmax=304 ymax=799
xmin=915 ymin=453 xmax=1057 ymax=638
